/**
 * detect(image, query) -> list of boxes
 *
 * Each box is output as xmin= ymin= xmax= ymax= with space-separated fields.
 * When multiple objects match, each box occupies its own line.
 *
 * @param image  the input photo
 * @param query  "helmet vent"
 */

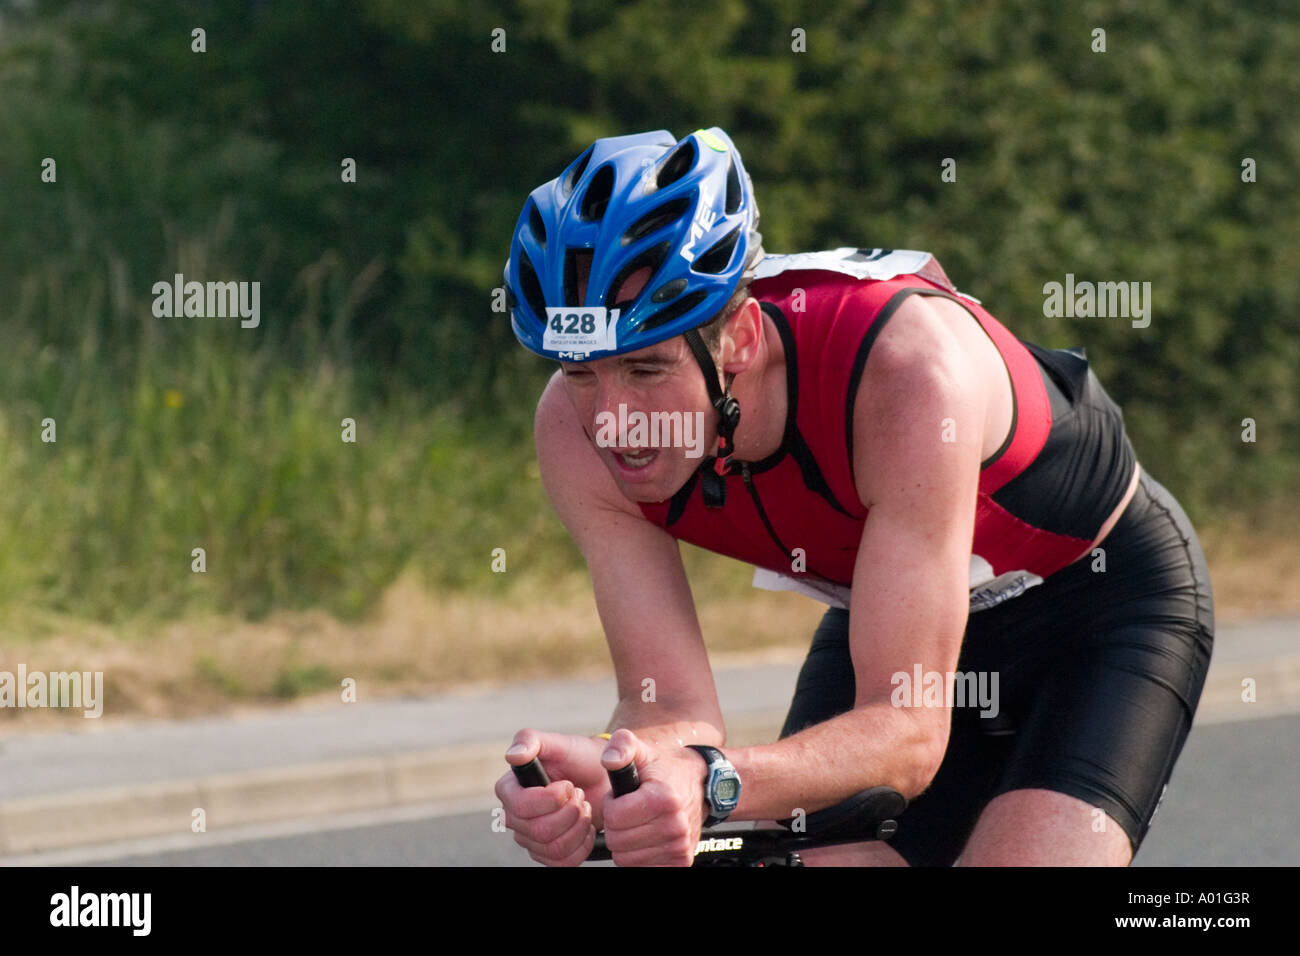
xmin=623 ymin=197 xmax=691 ymax=245
xmin=691 ymin=226 xmax=741 ymax=275
xmin=724 ymin=158 xmax=743 ymax=214
xmin=656 ymin=140 xmax=696 ymax=190
xmin=606 ymin=241 xmax=671 ymax=312
xmin=528 ymin=202 xmax=546 ymax=247
xmin=579 ymin=164 xmax=616 ymax=221
xmin=517 ymin=254 xmax=548 ymax=325
xmin=563 ymin=146 xmax=594 ymax=196
xmin=641 ymin=290 xmax=708 ymax=332
xmin=563 ymin=248 xmax=593 ymax=306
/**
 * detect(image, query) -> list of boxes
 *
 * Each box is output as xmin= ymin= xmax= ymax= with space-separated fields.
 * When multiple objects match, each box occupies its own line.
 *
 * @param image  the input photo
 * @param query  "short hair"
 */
xmin=696 ymin=282 xmax=752 ymax=357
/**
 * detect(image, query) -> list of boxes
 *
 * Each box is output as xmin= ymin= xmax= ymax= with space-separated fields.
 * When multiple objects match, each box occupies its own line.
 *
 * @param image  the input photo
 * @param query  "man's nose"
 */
xmin=593 ymin=380 xmax=627 ymax=422
xmin=591 ymin=382 xmax=642 ymax=442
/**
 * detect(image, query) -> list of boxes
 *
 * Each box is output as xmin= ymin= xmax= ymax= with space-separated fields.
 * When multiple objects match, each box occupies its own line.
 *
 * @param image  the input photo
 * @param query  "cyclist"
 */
xmin=493 ymin=128 xmax=1215 ymax=866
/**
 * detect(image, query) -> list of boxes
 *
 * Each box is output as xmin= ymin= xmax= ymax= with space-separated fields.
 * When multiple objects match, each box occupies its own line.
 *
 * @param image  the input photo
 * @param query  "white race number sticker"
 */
xmin=543 ymin=307 xmax=619 ymax=357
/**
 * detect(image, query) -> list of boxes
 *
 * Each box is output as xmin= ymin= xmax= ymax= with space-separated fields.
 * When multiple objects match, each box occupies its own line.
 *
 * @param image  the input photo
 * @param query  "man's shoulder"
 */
xmin=849 ymin=295 xmax=985 ymax=507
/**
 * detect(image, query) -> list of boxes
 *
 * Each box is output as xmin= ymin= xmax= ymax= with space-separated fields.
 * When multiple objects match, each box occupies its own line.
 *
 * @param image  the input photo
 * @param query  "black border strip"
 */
xmin=788 ymin=427 xmax=855 ymax=517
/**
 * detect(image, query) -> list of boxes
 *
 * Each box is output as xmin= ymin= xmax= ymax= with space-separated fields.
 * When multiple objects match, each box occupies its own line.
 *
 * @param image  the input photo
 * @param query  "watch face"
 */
xmin=715 ymin=777 xmax=739 ymax=802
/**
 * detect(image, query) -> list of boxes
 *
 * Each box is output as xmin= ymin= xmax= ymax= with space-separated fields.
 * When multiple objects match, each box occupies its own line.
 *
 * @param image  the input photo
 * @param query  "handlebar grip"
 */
xmin=607 ymin=761 xmax=640 ymax=797
xmin=511 ymin=757 xmax=551 ymax=788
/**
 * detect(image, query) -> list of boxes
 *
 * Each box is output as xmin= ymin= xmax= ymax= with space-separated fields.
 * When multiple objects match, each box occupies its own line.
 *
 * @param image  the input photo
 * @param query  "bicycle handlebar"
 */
xmin=510 ymin=757 xmax=551 ymax=789
xmin=606 ymin=760 xmax=640 ymax=796
xmin=509 ymin=755 xmax=906 ymax=866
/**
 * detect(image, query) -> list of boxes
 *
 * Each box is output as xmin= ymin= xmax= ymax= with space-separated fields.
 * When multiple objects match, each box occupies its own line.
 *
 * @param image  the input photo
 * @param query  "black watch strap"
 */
xmin=687 ymin=745 xmax=728 ymax=826
xmin=687 ymin=744 xmax=726 ymax=765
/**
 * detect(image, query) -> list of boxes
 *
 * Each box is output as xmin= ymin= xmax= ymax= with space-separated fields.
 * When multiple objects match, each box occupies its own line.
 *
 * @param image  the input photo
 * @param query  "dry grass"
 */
xmin=1200 ymin=522 xmax=1300 ymax=622
xmin=0 ymin=559 xmax=822 ymax=731
xmin=0 ymin=529 xmax=1294 ymax=731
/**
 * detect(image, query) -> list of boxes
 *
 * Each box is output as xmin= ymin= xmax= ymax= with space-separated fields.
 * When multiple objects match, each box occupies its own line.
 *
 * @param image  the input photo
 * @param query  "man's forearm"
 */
xmin=727 ymin=701 xmax=945 ymax=822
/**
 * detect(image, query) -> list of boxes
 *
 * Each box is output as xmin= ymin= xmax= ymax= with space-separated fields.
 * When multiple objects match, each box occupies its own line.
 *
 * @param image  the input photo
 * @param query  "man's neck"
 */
xmin=726 ymin=311 xmax=788 ymax=463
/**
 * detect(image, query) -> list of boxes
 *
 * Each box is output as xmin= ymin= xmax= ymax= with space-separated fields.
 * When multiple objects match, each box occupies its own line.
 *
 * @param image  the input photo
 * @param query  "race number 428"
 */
xmin=543 ymin=307 xmax=618 ymax=357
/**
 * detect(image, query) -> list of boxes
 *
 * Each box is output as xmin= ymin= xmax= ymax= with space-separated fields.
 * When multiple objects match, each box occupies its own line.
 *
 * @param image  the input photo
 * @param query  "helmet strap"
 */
xmin=684 ymin=328 xmax=742 ymax=509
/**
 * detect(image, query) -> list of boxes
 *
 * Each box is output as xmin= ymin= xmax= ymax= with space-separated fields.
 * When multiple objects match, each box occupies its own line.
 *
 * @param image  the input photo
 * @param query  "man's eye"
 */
xmin=632 ymin=368 xmax=661 ymax=378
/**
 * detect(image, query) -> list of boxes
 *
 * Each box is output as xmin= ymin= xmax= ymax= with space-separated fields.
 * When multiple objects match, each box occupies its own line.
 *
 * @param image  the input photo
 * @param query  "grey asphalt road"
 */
xmin=66 ymin=711 xmax=1298 ymax=867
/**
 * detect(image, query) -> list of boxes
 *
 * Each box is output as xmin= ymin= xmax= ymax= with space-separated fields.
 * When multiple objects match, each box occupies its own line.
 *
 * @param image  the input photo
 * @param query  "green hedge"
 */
xmin=0 ymin=0 xmax=1295 ymax=625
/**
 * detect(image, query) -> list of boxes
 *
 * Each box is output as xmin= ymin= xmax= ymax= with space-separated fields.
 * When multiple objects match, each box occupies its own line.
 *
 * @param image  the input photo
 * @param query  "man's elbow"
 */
xmin=898 ymin=713 xmax=951 ymax=800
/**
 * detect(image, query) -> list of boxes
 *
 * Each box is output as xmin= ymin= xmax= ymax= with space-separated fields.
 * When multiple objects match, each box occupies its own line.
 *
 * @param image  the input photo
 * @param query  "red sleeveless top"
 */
xmin=636 ymin=250 xmax=1137 ymax=612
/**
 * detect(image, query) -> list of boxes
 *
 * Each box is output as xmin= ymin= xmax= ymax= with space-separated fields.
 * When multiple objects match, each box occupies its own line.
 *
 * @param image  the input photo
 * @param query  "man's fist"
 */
xmin=494 ymin=729 xmax=611 ymax=866
xmin=599 ymin=729 xmax=708 ymax=867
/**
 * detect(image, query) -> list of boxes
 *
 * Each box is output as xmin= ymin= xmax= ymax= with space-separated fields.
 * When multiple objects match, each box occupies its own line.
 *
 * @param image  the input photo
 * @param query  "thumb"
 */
xmin=599 ymin=728 xmax=646 ymax=773
xmin=505 ymin=730 xmax=592 ymax=784
xmin=503 ymin=728 xmax=541 ymax=767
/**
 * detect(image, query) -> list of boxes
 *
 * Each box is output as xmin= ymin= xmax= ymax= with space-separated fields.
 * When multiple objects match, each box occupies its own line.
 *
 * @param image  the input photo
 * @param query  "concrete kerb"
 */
xmin=0 ymin=743 xmax=504 ymax=856
xmin=0 ymin=778 xmax=204 ymax=856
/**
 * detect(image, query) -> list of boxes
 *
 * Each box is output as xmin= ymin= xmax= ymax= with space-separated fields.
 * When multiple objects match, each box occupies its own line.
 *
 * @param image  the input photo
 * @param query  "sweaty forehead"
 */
xmin=623 ymin=344 xmax=681 ymax=365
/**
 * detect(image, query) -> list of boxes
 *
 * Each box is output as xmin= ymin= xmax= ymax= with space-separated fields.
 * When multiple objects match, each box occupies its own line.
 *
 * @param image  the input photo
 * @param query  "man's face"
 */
xmin=560 ymin=334 xmax=715 ymax=503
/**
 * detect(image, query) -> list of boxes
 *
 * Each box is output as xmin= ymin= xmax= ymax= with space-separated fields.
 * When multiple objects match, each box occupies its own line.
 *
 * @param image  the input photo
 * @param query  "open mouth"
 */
xmin=614 ymin=449 xmax=658 ymax=470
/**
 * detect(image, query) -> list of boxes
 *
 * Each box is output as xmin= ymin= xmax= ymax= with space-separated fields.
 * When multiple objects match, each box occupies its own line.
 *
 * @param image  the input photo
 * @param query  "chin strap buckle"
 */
xmin=701 ymin=392 xmax=741 ymax=508
xmin=712 ymin=393 xmax=741 ymax=468
xmin=682 ymin=327 xmax=744 ymax=512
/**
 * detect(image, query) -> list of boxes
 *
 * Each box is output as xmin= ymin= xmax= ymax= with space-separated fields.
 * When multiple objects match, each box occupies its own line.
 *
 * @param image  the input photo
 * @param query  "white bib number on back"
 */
xmin=543 ymin=307 xmax=619 ymax=358
xmin=753 ymin=247 xmax=981 ymax=304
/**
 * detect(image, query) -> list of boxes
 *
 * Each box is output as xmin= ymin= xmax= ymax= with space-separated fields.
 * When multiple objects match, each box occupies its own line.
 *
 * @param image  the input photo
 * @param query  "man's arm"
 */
xmin=727 ymin=296 xmax=983 ymax=818
xmin=534 ymin=371 xmax=725 ymax=750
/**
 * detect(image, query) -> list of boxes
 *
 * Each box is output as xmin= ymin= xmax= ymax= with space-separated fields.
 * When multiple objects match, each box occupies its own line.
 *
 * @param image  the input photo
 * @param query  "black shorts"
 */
xmin=778 ymin=469 xmax=1215 ymax=866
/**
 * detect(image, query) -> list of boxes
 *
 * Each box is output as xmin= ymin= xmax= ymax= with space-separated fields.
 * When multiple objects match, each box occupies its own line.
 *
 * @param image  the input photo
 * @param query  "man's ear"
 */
xmin=720 ymin=298 xmax=763 ymax=372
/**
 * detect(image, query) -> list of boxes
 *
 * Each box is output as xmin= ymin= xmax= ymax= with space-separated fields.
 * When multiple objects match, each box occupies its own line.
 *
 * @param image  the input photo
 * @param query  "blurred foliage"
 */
xmin=0 ymin=0 xmax=1296 ymax=624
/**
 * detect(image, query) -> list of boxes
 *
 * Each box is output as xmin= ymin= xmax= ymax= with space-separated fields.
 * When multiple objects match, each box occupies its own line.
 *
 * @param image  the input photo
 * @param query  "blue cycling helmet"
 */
xmin=504 ymin=127 xmax=763 ymax=362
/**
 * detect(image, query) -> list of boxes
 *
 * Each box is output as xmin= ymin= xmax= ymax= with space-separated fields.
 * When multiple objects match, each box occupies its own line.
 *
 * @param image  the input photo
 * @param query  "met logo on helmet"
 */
xmin=679 ymin=180 xmax=718 ymax=262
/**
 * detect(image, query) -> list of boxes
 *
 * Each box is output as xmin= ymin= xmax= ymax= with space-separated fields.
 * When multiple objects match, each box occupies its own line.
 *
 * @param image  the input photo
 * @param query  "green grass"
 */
xmin=0 ymin=297 xmax=579 ymax=628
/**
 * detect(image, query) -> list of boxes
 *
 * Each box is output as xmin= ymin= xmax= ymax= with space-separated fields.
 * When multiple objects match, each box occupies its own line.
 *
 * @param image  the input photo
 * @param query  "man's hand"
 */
xmin=495 ymin=729 xmax=611 ymax=867
xmin=600 ymin=729 xmax=708 ymax=867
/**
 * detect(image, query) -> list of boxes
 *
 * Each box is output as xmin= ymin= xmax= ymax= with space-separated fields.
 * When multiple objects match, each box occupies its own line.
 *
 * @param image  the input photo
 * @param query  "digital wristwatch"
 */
xmin=686 ymin=744 xmax=741 ymax=826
